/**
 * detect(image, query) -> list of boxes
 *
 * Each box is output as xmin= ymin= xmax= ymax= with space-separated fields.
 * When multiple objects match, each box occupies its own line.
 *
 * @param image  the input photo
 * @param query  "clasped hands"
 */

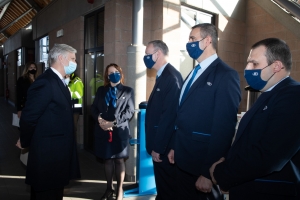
xmin=167 ymin=149 xmax=227 ymax=194
xmin=98 ymin=117 xmax=113 ymax=131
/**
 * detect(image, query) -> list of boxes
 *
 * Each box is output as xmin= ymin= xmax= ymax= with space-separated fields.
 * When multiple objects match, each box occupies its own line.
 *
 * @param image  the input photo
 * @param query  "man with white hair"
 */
xmin=18 ymin=44 xmax=81 ymax=199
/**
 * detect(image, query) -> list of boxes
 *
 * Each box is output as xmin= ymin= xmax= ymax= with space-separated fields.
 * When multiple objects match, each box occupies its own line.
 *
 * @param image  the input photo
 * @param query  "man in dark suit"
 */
xmin=210 ymin=38 xmax=300 ymax=200
xmin=17 ymin=44 xmax=80 ymax=200
xmin=144 ymin=40 xmax=183 ymax=199
xmin=168 ymin=23 xmax=241 ymax=199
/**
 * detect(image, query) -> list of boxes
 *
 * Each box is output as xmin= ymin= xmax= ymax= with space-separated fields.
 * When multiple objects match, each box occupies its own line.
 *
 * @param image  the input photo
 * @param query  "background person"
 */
xmin=16 ymin=61 xmax=37 ymax=118
xmin=17 ymin=44 xmax=80 ymax=200
xmin=144 ymin=40 xmax=183 ymax=200
xmin=16 ymin=61 xmax=38 ymax=166
xmin=210 ymin=38 xmax=300 ymax=200
xmin=91 ymin=63 xmax=135 ymax=200
xmin=67 ymin=72 xmax=84 ymax=143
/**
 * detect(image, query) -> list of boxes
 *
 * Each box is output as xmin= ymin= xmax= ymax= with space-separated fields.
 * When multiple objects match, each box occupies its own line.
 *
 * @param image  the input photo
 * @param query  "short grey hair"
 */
xmin=148 ymin=40 xmax=169 ymax=55
xmin=48 ymin=44 xmax=77 ymax=66
xmin=192 ymin=23 xmax=218 ymax=50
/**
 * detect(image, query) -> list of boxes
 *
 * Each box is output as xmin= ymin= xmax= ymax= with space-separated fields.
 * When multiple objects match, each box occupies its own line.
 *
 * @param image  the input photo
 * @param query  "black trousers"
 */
xmin=152 ymin=153 xmax=177 ymax=200
xmin=176 ymin=166 xmax=224 ymax=200
xmin=31 ymin=187 xmax=64 ymax=200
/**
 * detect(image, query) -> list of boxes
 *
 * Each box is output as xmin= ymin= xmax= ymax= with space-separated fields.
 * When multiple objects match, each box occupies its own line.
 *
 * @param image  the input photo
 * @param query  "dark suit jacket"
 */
xmin=20 ymin=68 xmax=80 ymax=191
xmin=214 ymin=77 xmax=300 ymax=199
xmin=174 ymin=57 xmax=241 ymax=178
xmin=91 ymin=84 xmax=135 ymax=159
xmin=16 ymin=76 xmax=32 ymax=111
xmin=145 ymin=63 xmax=183 ymax=155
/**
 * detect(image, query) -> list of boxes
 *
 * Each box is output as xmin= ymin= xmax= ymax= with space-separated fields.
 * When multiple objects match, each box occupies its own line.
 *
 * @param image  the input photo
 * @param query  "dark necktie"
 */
xmin=180 ymin=64 xmax=201 ymax=105
xmin=105 ymin=87 xmax=117 ymax=108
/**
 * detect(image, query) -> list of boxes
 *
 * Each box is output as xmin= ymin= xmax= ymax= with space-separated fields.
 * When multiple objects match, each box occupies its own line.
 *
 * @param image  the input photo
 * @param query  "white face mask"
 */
xmin=65 ymin=77 xmax=70 ymax=85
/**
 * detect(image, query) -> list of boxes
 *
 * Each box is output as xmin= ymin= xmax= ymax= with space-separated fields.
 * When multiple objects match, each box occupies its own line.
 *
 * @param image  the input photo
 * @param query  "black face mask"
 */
xmin=28 ymin=69 xmax=37 ymax=75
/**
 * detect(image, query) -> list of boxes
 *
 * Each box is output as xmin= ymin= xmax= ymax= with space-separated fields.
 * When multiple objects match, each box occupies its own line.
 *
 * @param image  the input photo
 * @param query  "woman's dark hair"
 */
xmin=22 ymin=61 xmax=37 ymax=82
xmin=104 ymin=63 xmax=124 ymax=86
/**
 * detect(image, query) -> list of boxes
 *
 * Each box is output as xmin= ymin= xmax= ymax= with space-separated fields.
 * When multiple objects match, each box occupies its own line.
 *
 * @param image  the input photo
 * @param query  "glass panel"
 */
xmin=84 ymin=51 xmax=104 ymax=152
xmin=85 ymin=16 xmax=96 ymax=49
xmin=97 ymin=11 xmax=105 ymax=47
xmin=39 ymin=36 xmax=49 ymax=70
xmin=17 ymin=49 xmax=22 ymax=67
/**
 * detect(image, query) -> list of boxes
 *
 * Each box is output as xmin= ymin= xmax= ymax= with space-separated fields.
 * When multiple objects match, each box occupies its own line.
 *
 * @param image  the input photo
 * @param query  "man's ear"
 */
xmin=205 ymin=35 xmax=212 ymax=45
xmin=273 ymin=60 xmax=284 ymax=72
xmin=58 ymin=54 xmax=64 ymax=62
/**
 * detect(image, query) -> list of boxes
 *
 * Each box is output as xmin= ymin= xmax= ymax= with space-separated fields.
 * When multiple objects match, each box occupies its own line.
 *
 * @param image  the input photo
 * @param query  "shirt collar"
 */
xmin=197 ymin=53 xmax=218 ymax=70
xmin=265 ymin=76 xmax=289 ymax=92
xmin=156 ymin=63 xmax=168 ymax=78
xmin=51 ymin=67 xmax=64 ymax=79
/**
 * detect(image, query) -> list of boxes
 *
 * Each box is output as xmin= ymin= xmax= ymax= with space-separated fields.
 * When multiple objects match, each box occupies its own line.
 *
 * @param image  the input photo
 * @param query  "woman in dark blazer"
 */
xmin=16 ymin=62 xmax=37 ymax=166
xmin=91 ymin=63 xmax=135 ymax=200
xmin=16 ymin=61 xmax=37 ymax=118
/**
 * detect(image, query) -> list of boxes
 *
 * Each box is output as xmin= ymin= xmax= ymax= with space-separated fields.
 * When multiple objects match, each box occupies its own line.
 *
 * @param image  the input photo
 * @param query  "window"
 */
xmin=17 ymin=48 xmax=22 ymax=67
xmin=39 ymin=36 xmax=49 ymax=69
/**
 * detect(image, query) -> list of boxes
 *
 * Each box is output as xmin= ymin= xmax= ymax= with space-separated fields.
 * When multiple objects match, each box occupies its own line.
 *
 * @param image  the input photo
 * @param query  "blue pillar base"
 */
xmin=124 ymin=184 xmax=157 ymax=197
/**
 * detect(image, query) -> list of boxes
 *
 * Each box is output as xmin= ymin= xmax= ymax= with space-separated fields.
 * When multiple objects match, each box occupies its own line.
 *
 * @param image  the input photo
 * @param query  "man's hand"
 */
xmin=99 ymin=119 xmax=113 ymax=131
xmin=151 ymin=150 xmax=162 ymax=162
xmin=195 ymin=175 xmax=212 ymax=193
xmin=16 ymin=138 xmax=24 ymax=149
xmin=209 ymin=157 xmax=225 ymax=184
xmin=168 ymin=149 xmax=175 ymax=164
xmin=17 ymin=111 xmax=22 ymax=118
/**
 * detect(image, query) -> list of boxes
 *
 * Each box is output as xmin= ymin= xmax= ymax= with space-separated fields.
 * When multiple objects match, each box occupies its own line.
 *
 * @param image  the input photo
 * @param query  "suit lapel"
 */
xmin=148 ymin=64 xmax=168 ymax=104
xmin=49 ymin=69 xmax=71 ymax=102
xmin=233 ymin=77 xmax=292 ymax=144
xmin=180 ymin=59 xmax=219 ymax=106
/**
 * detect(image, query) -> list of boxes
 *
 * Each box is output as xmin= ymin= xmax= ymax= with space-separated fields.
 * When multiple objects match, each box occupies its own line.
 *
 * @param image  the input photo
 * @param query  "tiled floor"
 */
xmin=0 ymin=98 xmax=156 ymax=200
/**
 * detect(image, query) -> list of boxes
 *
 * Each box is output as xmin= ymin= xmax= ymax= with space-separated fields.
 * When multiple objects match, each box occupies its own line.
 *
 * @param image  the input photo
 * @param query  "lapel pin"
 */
xmin=263 ymin=106 xmax=268 ymax=110
xmin=207 ymin=82 xmax=212 ymax=86
xmin=157 ymin=88 xmax=160 ymax=91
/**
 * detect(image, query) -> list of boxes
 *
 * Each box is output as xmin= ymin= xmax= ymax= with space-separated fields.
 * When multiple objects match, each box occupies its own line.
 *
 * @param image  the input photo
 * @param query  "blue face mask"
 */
xmin=244 ymin=64 xmax=275 ymax=90
xmin=143 ymin=51 xmax=157 ymax=69
xmin=186 ymin=38 xmax=205 ymax=60
xmin=109 ymin=72 xmax=121 ymax=83
xmin=64 ymin=61 xmax=77 ymax=75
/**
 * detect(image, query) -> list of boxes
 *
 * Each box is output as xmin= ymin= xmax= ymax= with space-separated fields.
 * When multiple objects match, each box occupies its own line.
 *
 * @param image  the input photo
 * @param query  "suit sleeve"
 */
xmin=200 ymin=70 xmax=241 ymax=179
xmin=115 ymin=88 xmax=135 ymax=124
xmin=214 ymin=86 xmax=300 ymax=191
xmin=153 ymin=75 xmax=182 ymax=154
xmin=20 ymin=78 xmax=52 ymax=148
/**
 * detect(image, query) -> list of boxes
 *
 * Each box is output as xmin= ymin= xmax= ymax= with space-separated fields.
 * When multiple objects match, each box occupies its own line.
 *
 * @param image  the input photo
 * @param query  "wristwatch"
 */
xmin=113 ymin=120 xmax=117 ymax=127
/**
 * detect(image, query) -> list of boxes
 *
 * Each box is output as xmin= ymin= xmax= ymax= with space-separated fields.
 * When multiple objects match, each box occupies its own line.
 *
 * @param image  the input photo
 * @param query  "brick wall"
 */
xmin=217 ymin=17 xmax=247 ymax=112
xmin=48 ymin=17 xmax=85 ymax=79
xmin=104 ymin=0 xmax=132 ymax=83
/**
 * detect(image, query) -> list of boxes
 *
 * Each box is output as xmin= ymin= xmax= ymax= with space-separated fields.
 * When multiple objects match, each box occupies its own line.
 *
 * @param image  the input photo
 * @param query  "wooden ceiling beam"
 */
xmin=0 ymin=0 xmax=11 ymax=8
xmin=0 ymin=8 xmax=33 ymax=33
xmin=25 ymin=0 xmax=41 ymax=12
xmin=0 ymin=2 xmax=10 ymax=20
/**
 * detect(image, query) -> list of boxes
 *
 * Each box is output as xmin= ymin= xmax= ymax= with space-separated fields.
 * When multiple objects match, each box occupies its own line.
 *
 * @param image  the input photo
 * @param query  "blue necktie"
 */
xmin=105 ymin=87 xmax=117 ymax=108
xmin=180 ymin=64 xmax=201 ymax=105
